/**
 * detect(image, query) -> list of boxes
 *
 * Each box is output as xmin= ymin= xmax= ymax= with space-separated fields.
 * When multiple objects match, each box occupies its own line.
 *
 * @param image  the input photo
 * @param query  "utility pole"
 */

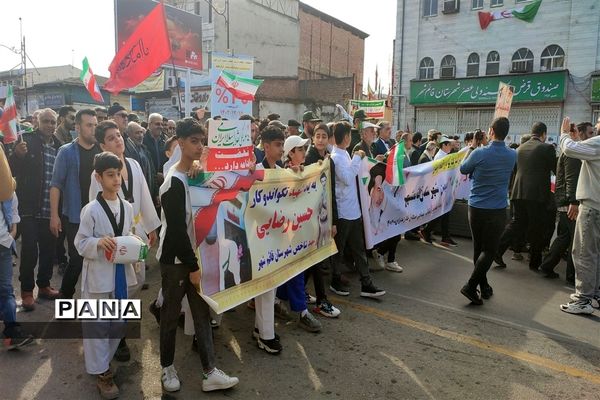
xmin=20 ymin=17 xmax=28 ymax=114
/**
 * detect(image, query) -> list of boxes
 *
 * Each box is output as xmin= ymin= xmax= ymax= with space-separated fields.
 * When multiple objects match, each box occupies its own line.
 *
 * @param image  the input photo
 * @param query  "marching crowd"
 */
xmin=0 ymin=102 xmax=598 ymax=399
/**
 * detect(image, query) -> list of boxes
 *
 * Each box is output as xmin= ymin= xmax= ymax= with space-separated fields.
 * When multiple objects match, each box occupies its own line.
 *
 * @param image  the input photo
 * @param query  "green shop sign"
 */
xmin=592 ymin=76 xmax=600 ymax=103
xmin=410 ymin=71 xmax=566 ymax=105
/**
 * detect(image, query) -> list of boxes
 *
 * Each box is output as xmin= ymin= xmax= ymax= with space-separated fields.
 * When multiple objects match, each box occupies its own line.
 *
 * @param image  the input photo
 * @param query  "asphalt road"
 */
xmin=2 ymin=236 xmax=600 ymax=400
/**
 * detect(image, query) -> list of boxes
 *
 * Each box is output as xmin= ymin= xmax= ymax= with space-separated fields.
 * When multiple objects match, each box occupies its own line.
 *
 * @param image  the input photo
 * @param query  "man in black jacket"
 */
xmin=540 ymin=122 xmax=594 ymax=282
xmin=495 ymin=122 xmax=557 ymax=270
xmin=9 ymin=108 xmax=62 ymax=310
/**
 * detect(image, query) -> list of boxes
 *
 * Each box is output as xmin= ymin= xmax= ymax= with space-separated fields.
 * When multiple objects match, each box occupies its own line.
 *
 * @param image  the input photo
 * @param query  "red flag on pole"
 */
xmin=104 ymin=3 xmax=171 ymax=94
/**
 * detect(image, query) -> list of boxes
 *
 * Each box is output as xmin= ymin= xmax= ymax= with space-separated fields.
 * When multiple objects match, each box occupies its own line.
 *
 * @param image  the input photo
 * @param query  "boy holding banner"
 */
xmin=157 ymin=118 xmax=239 ymax=392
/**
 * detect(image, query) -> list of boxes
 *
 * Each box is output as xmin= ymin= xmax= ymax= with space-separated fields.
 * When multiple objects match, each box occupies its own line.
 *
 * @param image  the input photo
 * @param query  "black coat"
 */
xmin=9 ymin=130 xmax=62 ymax=216
xmin=554 ymin=153 xmax=581 ymax=207
xmin=510 ymin=137 xmax=556 ymax=203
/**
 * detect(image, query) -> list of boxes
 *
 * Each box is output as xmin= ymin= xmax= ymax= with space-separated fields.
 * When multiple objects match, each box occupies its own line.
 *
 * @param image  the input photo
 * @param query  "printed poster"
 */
xmin=189 ymin=161 xmax=337 ymax=313
xmin=349 ymin=99 xmax=386 ymax=119
xmin=493 ymin=82 xmax=514 ymax=119
xmin=210 ymin=52 xmax=254 ymax=120
xmin=206 ymin=120 xmax=253 ymax=172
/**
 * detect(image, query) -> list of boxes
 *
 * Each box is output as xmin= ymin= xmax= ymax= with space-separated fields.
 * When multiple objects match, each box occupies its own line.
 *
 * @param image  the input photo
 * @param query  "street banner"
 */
xmin=358 ymin=152 xmax=470 ymax=249
xmin=188 ymin=161 xmax=337 ymax=313
xmin=133 ymin=69 xmax=166 ymax=93
xmin=206 ymin=120 xmax=254 ymax=172
xmin=349 ymin=100 xmax=385 ymax=119
xmin=493 ymin=82 xmax=514 ymax=119
xmin=115 ymin=0 xmax=203 ymax=70
xmin=210 ymin=53 xmax=254 ymax=120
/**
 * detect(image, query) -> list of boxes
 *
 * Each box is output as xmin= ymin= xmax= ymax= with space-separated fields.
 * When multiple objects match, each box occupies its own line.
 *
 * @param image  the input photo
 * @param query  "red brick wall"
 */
xmin=298 ymin=8 xmax=364 ymax=96
xmin=299 ymin=77 xmax=354 ymax=106
xmin=256 ymin=78 xmax=299 ymax=101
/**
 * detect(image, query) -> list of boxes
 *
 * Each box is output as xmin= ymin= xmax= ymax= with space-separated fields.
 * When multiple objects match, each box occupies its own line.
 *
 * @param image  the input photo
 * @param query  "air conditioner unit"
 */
xmin=440 ymin=66 xmax=456 ymax=78
xmin=442 ymin=0 xmax=460 ymax=14
xmin=167 ymin=76 xmax=178 ymax=88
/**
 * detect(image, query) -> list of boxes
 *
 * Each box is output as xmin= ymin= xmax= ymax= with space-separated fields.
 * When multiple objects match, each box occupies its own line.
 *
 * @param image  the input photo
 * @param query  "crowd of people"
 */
xmin=0 ymin=102 xmax=598 ymax=399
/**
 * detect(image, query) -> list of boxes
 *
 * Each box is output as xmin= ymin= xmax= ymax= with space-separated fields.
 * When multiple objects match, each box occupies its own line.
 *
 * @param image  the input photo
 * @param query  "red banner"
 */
xmin=104 ymin=3 xmax=171 ymax=94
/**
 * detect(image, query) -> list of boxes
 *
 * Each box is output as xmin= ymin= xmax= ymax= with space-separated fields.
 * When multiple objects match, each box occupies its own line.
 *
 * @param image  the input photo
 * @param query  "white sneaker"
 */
xmin=370 ymin=250 xmax=385 ymax=271
xmin=560 ymin=299 xmax=594 ymax=315
xmin=202 ymin=368 xmax=239 ymax=392
xmin=569 ymin=293 xmax=600 ymax=308
xmin=385 ymin=261 xmax=404 ymax=273
xmin=161 ymin=365 xmax=181 ymax=392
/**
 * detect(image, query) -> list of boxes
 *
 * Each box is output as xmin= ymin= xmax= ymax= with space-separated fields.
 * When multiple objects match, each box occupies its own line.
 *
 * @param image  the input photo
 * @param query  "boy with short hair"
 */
xmin=157 ymin=118 xmax=238 ymax=392
xmin=75 ymin=152 xmax=138 ymax=399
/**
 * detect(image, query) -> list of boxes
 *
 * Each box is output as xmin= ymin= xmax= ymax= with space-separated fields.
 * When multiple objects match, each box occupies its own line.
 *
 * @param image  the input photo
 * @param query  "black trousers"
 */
xmin=19 ymin=217 xmax=56 ymax=292
xmin=540 ymin=211 xmax=575 ymax=279
xmin=59 ymin=222 xmax=83 ymax=298
xmin=55 ymin=216 xmax=68 ymax=265
xmin=498 ymin=199 xmax=546 ymax=268
xmin=305 ymin=262 xmax=327 ymax=304
xmin=332 ymin=218 xmax=371 ymax=286
xmin=160 ymin=263 xmax=214 ymax=370
xmin=466 ymin=207 xmax=506 ymax=290
xmin=375 ymin=234 xmax=401 ymax=262
xmin=424 ymin=212 xmax=450 ymax=240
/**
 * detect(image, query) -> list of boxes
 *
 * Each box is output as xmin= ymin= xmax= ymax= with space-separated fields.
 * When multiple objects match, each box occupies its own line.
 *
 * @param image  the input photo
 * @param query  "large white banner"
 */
xmin=358 ymin=152 xmax=470 ymax=249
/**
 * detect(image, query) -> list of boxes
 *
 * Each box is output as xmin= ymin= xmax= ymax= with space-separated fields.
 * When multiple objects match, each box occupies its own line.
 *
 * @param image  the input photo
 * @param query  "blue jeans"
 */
xmin=277 ymin=274 xmax=306 ymax=312
xmin=0 ymin=245 xmax=17 ymax=335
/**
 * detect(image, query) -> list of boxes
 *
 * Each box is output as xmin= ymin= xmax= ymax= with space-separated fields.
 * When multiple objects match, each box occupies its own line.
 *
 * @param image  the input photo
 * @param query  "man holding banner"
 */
xmin=459 ymin=117 xmax=516 ymax=305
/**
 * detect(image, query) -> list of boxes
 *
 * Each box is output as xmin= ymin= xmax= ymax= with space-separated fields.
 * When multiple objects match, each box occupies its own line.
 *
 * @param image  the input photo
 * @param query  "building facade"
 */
xmin=393 ymin=0 xmax=600 ymax=139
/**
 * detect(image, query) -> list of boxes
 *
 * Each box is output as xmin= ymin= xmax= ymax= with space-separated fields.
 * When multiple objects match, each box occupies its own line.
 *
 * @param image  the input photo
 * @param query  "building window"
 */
xmin=515 ymin=0 xmax=529 ymax=3
xmin=423 ymin=0 xmax=438 ymax=17
xmin=540 ymin=45 xmax=565 ymax=71
xmin=472 ymin=0 xmax=484 ymax=9
xmin=440 ymin=55 xmax=456 ymax=79
xmin=491 ymin=0 xmax=503 ymax=6
xmin=486 ymin=51 xmax=500 ymax=75
xmin=419 ymin=57 xmax=435 ymax=80
xmin=511 ymin=48 xmax=534 ymax=73
xmin=467 ymin=53 xmax=480 ymax=77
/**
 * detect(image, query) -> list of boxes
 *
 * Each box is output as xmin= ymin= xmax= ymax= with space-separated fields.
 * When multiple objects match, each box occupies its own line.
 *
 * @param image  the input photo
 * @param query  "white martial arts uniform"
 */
xmin=75 ymin=197 xmax=137 ymax=375
xmin=89 ymin=157 xmax=160 ymax=293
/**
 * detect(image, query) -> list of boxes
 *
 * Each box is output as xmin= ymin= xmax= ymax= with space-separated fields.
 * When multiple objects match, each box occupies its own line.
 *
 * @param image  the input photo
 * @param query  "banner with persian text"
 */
xmin=206 ymin=120 xmax=253 ymax=172
xmin=358 ymin=152 xmax=470 ymax=249
xmin=349 ymin=99 xmax=385 ymax=119
xmin=189 ymin=160 xmax=337 ymax=313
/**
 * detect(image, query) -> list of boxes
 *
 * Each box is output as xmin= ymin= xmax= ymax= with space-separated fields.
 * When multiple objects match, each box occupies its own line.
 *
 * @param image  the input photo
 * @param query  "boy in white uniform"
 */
xmin=75 ymin=152 xmax=137 ymax=399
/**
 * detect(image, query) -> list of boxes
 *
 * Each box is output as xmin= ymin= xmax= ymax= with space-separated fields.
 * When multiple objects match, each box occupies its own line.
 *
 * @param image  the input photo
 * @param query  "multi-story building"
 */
xmin=393 ymin=0 xmax=600 ymax=139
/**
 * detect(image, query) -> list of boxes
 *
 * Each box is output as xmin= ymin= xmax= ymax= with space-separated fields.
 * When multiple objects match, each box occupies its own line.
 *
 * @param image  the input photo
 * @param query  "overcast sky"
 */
xmin=1 ymin=0 xmax=396 ymax=93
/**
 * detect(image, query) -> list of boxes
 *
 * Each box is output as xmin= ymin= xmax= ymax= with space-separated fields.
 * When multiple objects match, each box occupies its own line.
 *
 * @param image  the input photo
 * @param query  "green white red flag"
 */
xmin=478 ymin=0 xmax=542 ymax=30
xmin=80 ymin=57 xmax=104 ymax=103
xmin=385 ymin=142 xmax=406 ymax=186
xmin=0 ymin=86 xmax=18 ymax=144
xmin=216 ymin=70 xmax=263 ymax=101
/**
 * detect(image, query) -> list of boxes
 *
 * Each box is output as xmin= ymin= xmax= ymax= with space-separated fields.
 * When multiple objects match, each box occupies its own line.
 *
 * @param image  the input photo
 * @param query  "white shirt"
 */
xmin=434 ymin=148 xmax=449 ymax=161
xmin=330 ymin=146 xmax=362 ymax=220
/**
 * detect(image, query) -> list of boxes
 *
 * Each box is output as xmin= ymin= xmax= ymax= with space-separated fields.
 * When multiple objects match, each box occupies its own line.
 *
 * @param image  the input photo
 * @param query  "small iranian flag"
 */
xmin=478 ymin=0 xmax=542 ymax=30
xmin=0 ymin=86 xmax=18 ymax=144
xmin=385 ymin=142 xmax=406 ymax=186
xmin=80 ymin=57 xmax=104 ymax=103
xmin=216 ymin=70 xmax=263 ymax=101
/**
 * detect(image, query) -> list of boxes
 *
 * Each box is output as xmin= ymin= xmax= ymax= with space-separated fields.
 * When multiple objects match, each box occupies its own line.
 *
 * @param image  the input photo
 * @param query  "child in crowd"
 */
xmin=157 ymin=118 xmax=238 ymax=392
xmin=275 ymin=135 xmax=323 ymax=332
xmin=329 ymin=122 xmax=386 ymax=298
xmin=75 ymin=152 xmax=138 ymax=399
xmin=304 ymin=124 xmax=341 ymax=318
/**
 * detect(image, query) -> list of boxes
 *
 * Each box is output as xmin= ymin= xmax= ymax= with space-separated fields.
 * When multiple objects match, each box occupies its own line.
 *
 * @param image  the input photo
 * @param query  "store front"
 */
xmin=410 ymin=70 xmax=567 ymax=141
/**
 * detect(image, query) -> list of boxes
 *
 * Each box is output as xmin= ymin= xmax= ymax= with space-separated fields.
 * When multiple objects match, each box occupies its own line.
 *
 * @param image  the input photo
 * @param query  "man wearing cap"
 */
xmin=301 ymin=111 xmax=322 ymax=140
xmin=268 ymin=120 xmax=288 ymax=137
xmin=420 ymin=136 xmax=458 ymax=247
xmin=267 ymin=113 xmax=280 ymax=122
xmin=349 ymin=110 xmax=371 ymax=156
xmin=353 ymin=121 xmax=384 ymax=161
xmin=108 ymin=103 xmax=142 ymax=165
xmin=287 ymin=119 xmax=301 ymax=137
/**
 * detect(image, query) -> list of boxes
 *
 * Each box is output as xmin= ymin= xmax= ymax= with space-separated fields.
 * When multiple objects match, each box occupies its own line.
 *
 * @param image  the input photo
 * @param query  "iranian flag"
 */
xmin=385 ymin=141 xmax=406 ymax=187
xmin=216 ymin=70 xmax=263 ymax=101
xmin=80 ymin=57 xmax=104 ymax=103
xmin=0 ymin=86 xmax=18 ymax=144
xmin=478 ymin=0 xmax=542 ymax=30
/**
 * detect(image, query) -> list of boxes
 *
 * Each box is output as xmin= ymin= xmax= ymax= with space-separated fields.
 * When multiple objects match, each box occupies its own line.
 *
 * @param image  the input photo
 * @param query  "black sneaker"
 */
xmin=257 ymin=337 xmax=282 ymax=355
xmin=329 ymin=280 xmax=350 ymax=296
xmin=148 ymin=300 xmax=161 ymax=325
xmin=441 ymin=237 xmax=458 ymax=247
xmin=404 ymin=231 xmax=420 ymax=241
xmin=114 ymin=338 xmax=130 ymax=362
xmin=480 ymin=285 xmax=493 ymax=299
xmin=360 ymin=283 xmax=386 ymax=298
xmin=3 ymin=327 xmax=34 ymax=350
xmin=542 ymin=270 xmax=559 ymax=279
xmin=252 ymin=328 xmax=280 ymax=341
xmin=460 ymin=285 xmax=483 ymax=305
xmin=494 ymin=256 xmax=507 ymax=268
